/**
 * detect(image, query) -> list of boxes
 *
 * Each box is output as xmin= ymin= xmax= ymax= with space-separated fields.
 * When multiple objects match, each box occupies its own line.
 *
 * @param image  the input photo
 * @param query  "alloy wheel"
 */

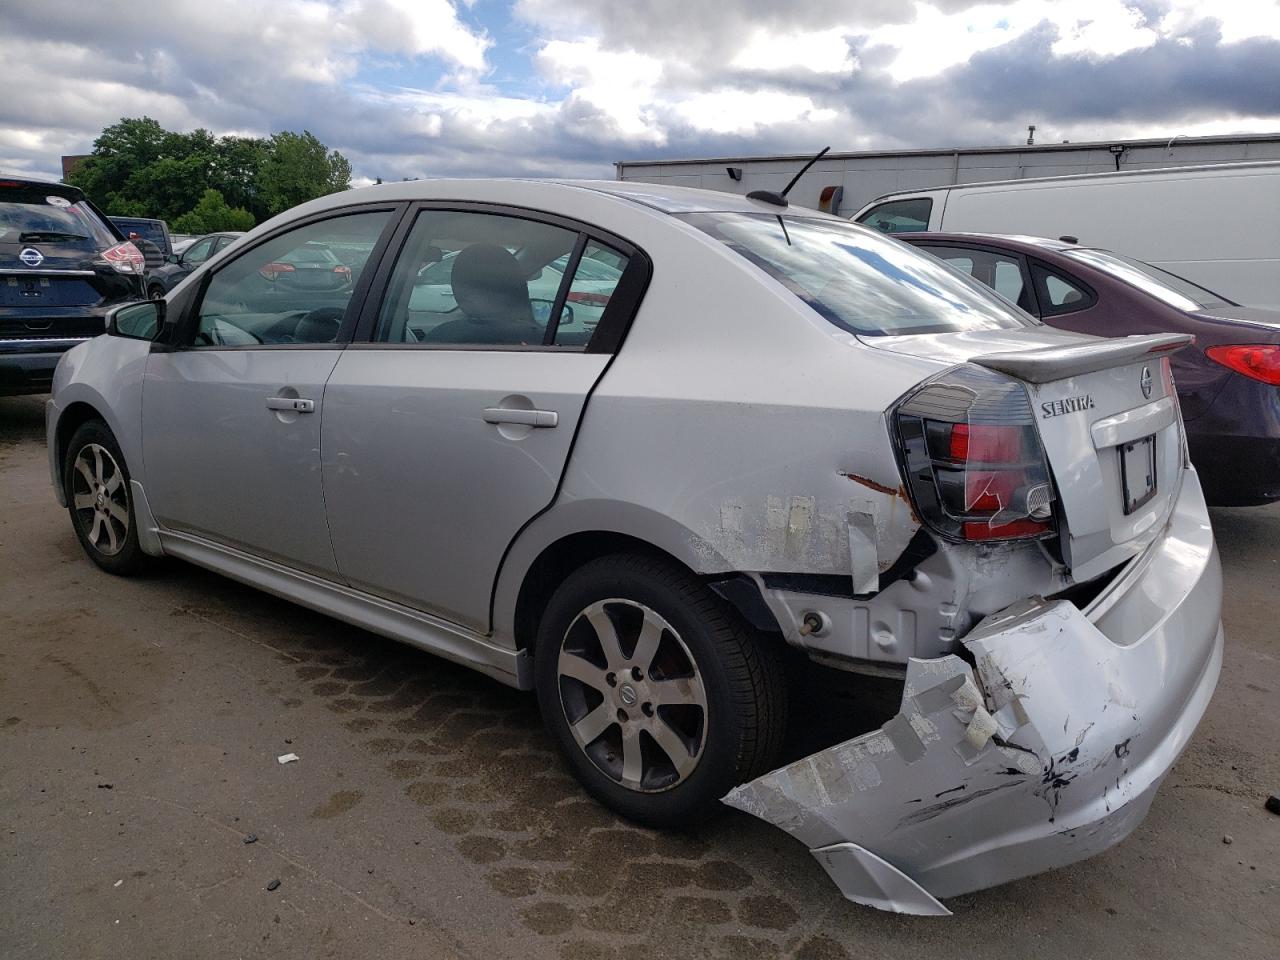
xmin=556 ymin=599 xmax=708 ymax=793
xmin=71 ymin=443 xmax=130 ymax=556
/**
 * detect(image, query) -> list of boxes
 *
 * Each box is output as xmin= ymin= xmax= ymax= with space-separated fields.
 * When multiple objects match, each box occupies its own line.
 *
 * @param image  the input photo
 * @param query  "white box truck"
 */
xmin=852 ymin=161 xmax=1280 ymax=309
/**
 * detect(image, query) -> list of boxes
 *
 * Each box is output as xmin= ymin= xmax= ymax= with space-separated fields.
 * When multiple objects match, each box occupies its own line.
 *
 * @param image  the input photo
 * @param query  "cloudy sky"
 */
xmin=3 ymin=0 xmax=1279 ymax=185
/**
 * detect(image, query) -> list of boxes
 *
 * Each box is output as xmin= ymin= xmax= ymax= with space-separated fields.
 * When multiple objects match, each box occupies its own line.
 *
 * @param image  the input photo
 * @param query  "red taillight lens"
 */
xmin=895 ymin=365 xmax=1056 ymax=543
xmin=1205 ymin=344 xmax=1280 ymax=385
xmin=99 ymin=241 xmax=145 ymax=274
xmin=259 ymin=262 xmax=296 ymax=280
xmin=333 ymin=264 xmax=351 ymax=276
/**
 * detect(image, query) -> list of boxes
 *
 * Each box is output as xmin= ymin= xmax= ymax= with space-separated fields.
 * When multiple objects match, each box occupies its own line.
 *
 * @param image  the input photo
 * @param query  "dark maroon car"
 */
xmin=897 ymin=232 xmax=1280 ymax=506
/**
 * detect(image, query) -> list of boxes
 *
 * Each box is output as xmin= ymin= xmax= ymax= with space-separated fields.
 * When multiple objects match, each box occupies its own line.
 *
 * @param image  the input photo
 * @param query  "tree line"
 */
xmin=67 ymin=117 xmax=353 ymax=234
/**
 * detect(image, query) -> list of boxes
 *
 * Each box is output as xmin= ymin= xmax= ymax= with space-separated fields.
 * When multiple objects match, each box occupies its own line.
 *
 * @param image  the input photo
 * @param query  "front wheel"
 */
xmin=534 ymin=554 xmax=787 ymax=827
xmin=147 ymin=284 xmax=166 ymax=301
xmin=64 ymin=420 xmax=147 ymax=575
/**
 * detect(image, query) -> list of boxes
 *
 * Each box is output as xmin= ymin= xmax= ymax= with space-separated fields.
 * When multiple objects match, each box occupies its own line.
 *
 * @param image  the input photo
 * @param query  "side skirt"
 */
xmin=158 ymin=529 xmax=531 ymax=690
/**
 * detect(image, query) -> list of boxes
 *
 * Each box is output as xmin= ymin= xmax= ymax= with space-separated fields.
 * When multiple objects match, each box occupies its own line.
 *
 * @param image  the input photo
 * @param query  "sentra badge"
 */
xmin=1041 ymin=395 xmax=1095 ymax=419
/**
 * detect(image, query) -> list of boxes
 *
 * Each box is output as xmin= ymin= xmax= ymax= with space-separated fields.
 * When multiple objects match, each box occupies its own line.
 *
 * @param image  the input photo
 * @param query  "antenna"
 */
xmin=747 ymin=146 xmax=831 ymax=208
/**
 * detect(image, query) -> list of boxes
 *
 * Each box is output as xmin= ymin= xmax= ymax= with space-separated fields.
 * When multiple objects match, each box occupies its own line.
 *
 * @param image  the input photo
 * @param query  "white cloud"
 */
xmin=730 ymin=27 xmax=856 ymax=75
xmin=2 ymin=0 xmax=1279 ymax=187
xmin=675 ymin=91 xmax=839 ymax=135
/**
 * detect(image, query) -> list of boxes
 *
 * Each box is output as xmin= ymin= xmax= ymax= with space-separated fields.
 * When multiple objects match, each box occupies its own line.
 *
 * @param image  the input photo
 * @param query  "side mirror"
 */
xmin=164 ymin=252 xmax=179 ymax=264
xmin=107 ymin=299 xmax=165 ymax=341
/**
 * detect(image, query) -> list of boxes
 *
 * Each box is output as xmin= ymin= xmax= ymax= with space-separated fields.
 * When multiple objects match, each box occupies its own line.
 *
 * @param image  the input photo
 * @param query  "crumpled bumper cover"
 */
xmin=724 ymin=472 xmax=1223 ymax=916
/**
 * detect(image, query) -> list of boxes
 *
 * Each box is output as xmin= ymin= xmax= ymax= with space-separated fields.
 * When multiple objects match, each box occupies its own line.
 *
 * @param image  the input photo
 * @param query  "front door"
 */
xmin=322 ymin=207 xmax=637 ymax=631
xmin=142 ymin=209 xmax=395 ymax=577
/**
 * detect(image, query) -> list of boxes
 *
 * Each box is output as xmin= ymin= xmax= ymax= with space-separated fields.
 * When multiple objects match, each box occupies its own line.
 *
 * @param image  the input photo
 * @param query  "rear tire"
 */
xmin=63 ymin=420 xmax=147 ymax=575
xmin=534 ymin=553 xmax=787 ymax=827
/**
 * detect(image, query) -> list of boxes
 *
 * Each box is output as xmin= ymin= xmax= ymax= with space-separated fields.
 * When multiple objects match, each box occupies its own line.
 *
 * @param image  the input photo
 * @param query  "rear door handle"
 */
xmin=482 ymin=407 xmax=558 ymax=428
xmin=266 ymin=396 xmax=315 ymax=413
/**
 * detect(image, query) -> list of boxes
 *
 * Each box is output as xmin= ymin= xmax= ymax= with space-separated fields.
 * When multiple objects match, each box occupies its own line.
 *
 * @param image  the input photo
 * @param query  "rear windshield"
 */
xmin=111 ymin=218 xmax=169 ymax=251
xmin=683 ymin=212 xmax=1036 ymax=337
xmin=0 ymin=191 xmax=116 ymax=251
xmin=1061 ymin=248 xmax=1233 ymax=312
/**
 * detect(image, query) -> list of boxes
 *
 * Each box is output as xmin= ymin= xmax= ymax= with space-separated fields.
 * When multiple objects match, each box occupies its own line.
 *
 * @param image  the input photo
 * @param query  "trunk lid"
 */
xmin=870 ymin=329 xmax=1191 ymax=582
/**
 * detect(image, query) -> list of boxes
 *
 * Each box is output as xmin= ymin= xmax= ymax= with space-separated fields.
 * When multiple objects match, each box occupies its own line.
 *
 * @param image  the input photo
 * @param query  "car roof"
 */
xmin=0 ymin=174 xmax=84 ymax=200
xmin=894 ymin=231 xmax=1094 ymax=254
xmin=296 ymin=177 xmax=842 ymax=221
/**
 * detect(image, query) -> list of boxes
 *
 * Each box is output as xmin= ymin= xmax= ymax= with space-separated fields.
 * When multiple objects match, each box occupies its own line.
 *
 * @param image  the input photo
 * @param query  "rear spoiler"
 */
xmin=971 ymin=333 xmax=1192 ymax=384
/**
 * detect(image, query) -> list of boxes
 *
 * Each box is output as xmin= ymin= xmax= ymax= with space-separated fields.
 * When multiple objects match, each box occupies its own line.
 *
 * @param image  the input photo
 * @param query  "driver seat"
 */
xmin=422 ymin=243 xmax=539 ymax=345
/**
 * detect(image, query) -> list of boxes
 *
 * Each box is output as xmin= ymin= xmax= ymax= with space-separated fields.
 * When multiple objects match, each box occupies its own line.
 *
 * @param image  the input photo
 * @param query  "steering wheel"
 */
xmin=293 ymin=307 xmax=345 ymax=343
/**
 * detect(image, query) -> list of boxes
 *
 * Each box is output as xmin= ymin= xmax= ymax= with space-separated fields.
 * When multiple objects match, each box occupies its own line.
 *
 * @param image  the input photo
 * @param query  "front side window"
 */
xmin=856 ymin=197 xmax=933 ymax=234
xmin=194 ymin=211 xmax=390 ymax=347
xmin=684 ymin=213 xmax=1035 ymax=337
xmin=375 ymin=210 xmax=624 ymax=348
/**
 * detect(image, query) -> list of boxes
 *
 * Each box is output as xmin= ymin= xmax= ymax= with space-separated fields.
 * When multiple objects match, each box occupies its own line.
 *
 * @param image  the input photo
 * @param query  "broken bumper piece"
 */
xmin=725 ymin=471 xmax=1223 ymax=916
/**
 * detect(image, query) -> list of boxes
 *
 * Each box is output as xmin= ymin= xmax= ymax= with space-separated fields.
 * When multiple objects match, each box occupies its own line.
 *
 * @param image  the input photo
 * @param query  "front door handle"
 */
xmin=482 ymin=407 xmax=558 ymax=428
xmin=266 ymin=396 xmax=315 ymax=413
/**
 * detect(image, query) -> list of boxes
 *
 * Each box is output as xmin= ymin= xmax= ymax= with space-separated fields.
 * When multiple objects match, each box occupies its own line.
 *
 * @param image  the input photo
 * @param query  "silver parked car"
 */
xmin=45 ymin=180 xmax=1223 ymax=915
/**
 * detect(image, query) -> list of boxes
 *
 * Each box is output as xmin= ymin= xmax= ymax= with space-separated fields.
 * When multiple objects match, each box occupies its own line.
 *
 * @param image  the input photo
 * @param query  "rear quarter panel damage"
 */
xmin=723 ymin=474 xmax=1222 ymax=915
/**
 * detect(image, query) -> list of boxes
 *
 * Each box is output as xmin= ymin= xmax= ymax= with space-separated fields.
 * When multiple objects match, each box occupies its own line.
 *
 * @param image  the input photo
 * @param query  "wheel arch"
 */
xmin=495 ymin=502 xmax=780 ymax=657
xmin=52 ymin=399 xmax=112 ymax=501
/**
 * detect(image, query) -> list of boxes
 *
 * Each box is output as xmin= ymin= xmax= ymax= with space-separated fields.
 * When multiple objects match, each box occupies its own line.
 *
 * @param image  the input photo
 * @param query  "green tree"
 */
xmin=65 ymin=117 xmax=353 ymax=229
xmin=172 ymin=189 xmax=256 ymax=234
xmin=257 ymin=130 xmax=352 ymax=216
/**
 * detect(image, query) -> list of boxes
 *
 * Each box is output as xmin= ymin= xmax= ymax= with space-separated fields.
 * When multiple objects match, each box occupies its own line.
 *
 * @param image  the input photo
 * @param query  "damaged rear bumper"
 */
xmin=725 ymin=469 xmax=1223 ymax=915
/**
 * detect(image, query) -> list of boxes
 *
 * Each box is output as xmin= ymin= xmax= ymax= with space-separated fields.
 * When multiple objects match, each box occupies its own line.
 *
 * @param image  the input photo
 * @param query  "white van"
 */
xmin=852 ymin=161 xmax=1280 ymax=309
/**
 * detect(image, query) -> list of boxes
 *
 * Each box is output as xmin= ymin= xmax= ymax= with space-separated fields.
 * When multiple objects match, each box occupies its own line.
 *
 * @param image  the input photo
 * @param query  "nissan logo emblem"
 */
xmin=1140 ymin=366 xmax=1153 ymax=400
xmin=19 ymin=247 xmax=44 ymax=267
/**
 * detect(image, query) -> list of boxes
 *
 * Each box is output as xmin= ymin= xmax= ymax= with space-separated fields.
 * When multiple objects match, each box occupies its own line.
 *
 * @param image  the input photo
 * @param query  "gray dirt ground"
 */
xmin=1 ymin=391 xmax=1277 ymax=960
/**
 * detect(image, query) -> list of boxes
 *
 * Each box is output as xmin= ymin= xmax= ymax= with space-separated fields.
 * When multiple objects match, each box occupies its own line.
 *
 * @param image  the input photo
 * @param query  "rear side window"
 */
xmin=1030 ymin=262 xmax=1095 ymax=316
xmin=856 ymin=197 xmax=933 ymax=234
xmin=0 ymin=191 xmax=116 ymax=252
xmin=684 ymin=213 xmax=1035 ymax=337
xmin=373 ymin=209 xmax=629 ymax=349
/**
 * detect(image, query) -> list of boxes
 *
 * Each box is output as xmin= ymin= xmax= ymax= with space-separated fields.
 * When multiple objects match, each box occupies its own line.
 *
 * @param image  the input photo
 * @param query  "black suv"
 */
xmin=1 ymin=176 xmax=145 ymax=395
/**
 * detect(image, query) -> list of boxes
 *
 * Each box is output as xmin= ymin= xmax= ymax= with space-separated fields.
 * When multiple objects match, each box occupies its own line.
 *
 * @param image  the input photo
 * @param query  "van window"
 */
xmin=683 ymin=212 xmax=1035 ymax=337
xmin=856 ymin=198 xmax=932 ymax=234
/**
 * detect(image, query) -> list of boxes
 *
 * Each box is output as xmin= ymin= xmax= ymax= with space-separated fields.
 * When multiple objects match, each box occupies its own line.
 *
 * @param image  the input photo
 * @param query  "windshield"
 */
xmin=683 ymin=213 xmax=1036 ymax=336
xmin=0 ymin=192 xmax=116 ymax=251
xmin=1062 ymin=248 xmax=1232 ymax=312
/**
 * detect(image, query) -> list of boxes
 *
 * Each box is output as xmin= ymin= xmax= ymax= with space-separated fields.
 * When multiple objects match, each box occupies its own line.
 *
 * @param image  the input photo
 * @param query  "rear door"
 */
xmin=321 ymin=204 xmax=647 ymax=631
xmin=142 ymin=207 xmax=398 ymax=577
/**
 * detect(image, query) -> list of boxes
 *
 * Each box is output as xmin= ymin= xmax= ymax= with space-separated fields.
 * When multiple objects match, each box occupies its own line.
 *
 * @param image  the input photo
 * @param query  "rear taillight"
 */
xmin=99 ymin=241 xmax=145 ymax=274
xmin=894 ymin=365 xmax=1056 ymax=542
xmin=333 ymin=264 xmax=351 ymax=276
xmin=1205 ymin=344 xmax=1280 ymax=385
xmin=260 ymin=262 xmax=296 ymax=280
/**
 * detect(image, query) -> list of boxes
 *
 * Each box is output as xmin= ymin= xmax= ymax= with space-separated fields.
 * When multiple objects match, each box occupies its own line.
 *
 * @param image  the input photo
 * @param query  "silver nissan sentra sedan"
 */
xmin=45 ymin=179 xmax=1223 ymax=915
